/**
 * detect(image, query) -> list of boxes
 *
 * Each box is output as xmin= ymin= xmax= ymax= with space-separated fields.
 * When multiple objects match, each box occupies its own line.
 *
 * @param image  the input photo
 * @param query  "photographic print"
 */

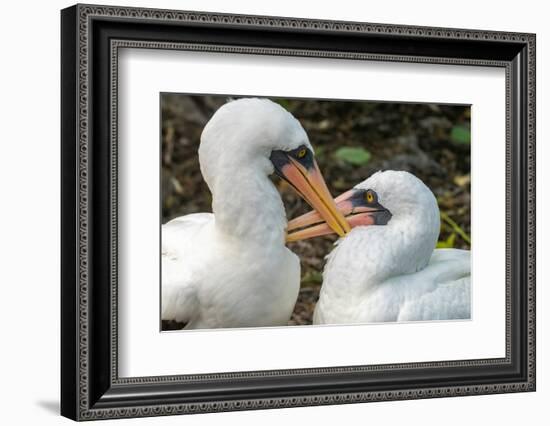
xmin=61 ymin=5 xmax=535 ymax=419
xmin=160 ymin=95 xmax=471 ymax=331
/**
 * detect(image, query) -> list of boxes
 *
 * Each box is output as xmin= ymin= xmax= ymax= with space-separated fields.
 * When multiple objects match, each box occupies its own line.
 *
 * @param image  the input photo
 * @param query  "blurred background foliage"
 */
xmin=161 ymin=94 xmax=470 ymax=326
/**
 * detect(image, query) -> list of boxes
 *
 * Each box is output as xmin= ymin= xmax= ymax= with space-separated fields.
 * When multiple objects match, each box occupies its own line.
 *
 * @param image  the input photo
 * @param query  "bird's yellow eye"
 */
xmin=365 ymin=191 xmax=375 ymax=203
xmin=297 ymin=148 xmax=307 ymax=159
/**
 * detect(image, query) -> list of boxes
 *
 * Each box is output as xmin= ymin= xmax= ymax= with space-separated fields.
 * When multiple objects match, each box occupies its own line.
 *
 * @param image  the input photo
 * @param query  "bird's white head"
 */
xmin=199 ymin=98 xmax=312 ymax=185
xmin=354 ymin=170 xmax=439 ymax=236
xmin=337 ymin=170 xmax=441 ymax=281
xmin=198 ymin=98 xmax=350 ymax=240
xmin=287 ymin=170 xmax=440 ymax=275
xmin=351 ymin=170 xmax=439 ymax=264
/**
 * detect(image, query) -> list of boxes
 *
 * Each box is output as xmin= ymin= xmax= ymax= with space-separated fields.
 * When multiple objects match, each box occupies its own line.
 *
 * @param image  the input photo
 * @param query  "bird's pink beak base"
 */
xmin=286 ymin=189 xmax=391 ymax=242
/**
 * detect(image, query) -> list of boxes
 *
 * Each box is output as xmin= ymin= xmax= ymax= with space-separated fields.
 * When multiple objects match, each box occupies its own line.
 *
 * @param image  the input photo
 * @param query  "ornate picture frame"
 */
xmin=61 ymin=4 xmax=535 ymax=420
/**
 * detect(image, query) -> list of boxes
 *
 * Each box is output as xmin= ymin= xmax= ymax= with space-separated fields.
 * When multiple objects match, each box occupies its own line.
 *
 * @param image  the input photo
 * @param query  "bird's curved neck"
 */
xmin=211 ymin=167 xmax=287 ymax=246
xmin=325 ymin=215 xmax=437 ymax=297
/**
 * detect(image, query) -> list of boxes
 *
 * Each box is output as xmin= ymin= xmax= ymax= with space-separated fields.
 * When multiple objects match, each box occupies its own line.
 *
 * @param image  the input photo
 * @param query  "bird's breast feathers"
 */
xmin=161 ymin=214 xmax=300 ymax=328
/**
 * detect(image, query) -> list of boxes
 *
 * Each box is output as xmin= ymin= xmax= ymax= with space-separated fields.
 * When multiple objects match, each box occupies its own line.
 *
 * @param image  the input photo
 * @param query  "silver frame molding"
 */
xmin=61 ymin=3 xmax=536 ymax=421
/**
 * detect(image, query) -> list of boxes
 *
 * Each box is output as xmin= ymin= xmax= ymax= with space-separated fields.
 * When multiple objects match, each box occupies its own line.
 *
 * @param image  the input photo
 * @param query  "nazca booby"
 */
xmin=286 ymin=170 xmax=471 ymax=324
xmin=161 ymin=98 xmax=350 ymax=329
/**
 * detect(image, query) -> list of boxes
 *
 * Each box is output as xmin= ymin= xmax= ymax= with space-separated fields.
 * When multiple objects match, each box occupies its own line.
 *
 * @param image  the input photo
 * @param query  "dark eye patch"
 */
xmin=350 ymin=189 xmax=366 ymax=207
xmin=350 ymin=188 xmax=378 ymax=207
xmin=289 ymin=145 xmax=314 ymax=170
xmin=365 ymin=189 xmax=377 ymax=203
xmin=270 ymin=145 xmax=314 ymax=174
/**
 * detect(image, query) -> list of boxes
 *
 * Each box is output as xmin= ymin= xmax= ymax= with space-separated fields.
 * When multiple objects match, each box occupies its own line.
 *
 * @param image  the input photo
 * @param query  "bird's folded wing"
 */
xmin=162 ymin=213 xmax=213 ymax=258
xmin=394 ymin=249 xmax=471 ymax=321
xmin=397 ymin=276 xmax=471 ymax=321
xmin=161 ymin=213 xmax=213 ymax=324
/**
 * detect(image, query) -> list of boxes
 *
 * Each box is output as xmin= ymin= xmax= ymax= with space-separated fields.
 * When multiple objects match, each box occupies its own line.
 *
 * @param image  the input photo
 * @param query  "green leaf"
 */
xmin=334 ymin=147 xmax=371 ymax=166
xmin=450 ymin=125 xmax=471 ymax=144
xmin=276 ymin=99 xmax=290 ymax=109
xmin=301 ymin=271 xmax=323 ymax=286
xmin=436 ymin=233 xmax=456 ymax=249
xmin=275 ymin=98 xmax=296 ymax=112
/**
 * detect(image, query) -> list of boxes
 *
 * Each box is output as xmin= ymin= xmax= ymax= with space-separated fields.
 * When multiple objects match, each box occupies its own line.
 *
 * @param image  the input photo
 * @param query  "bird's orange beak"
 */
xmin=271 ymin=152 xmax=351 ymax=238
xmin=286 ymin=189 xmax=391 ymax=242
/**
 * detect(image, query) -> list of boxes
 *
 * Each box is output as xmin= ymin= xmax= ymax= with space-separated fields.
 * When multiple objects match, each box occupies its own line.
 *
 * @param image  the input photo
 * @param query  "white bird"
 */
xmin=286 ymin=170 xmax=471 ymax=325
xmin=161 ymin=98 xmax=350 ymax=330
